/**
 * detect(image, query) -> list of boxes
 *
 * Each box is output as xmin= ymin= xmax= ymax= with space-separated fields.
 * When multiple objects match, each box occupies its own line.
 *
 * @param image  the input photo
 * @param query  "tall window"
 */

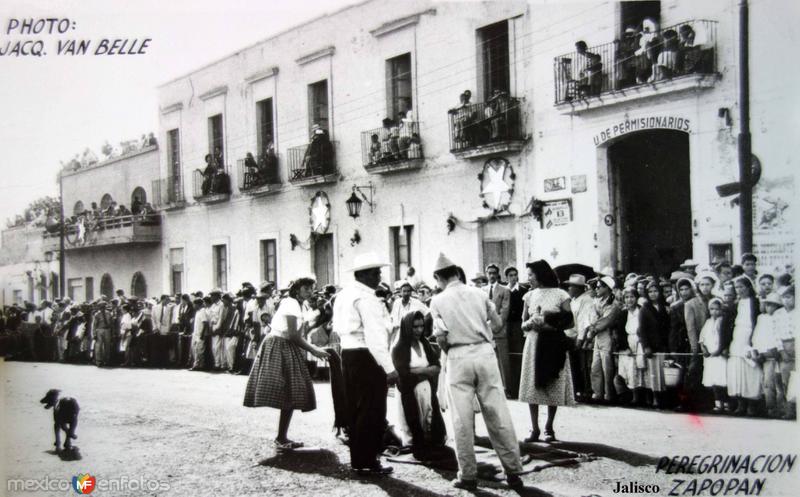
xmin=208 ymin=114 xmax=224 ymax=163
xmin=68 ymin=278 xmax=83 ymax=301
xmin=167 ymin=128 xmax=181 ymax=180
xmin=85 ymin=277 xmax=94 ymax=302
xmin=387 ymin=53 xmax=412 ymax=119
xmin=390 ymin=225 xmax=413 ymax=280
xmin=256 ymin=98 xmax=275 ymax=156
xmin=620 ymin=1 xmax=660 ymax=36
xmin=478 ymin=20 xmax=510 ymax=99
xmin=170 ymin=248 xmax=184 ymax=295
xmin=260 ymin=239 xmax=278 ymax=284
xmin=212 ymin=244 xmax=228 ymax=291
xmin=308 ymin=80 xmax=329 ymax=135
xmin=100 ymin=273 xmax=114 ymax=299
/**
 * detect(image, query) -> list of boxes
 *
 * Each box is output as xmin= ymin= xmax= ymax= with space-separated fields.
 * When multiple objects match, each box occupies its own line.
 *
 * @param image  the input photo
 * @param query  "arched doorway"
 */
xmin=73 ymin=201 xmax=85 ymax=216
xmin=131 ymin=272 xmax=147 ymax=298
xmin=100 ymin=193 xmax=114 ymax=211
xmin=100 ymin=273 xmax=114 ymax=299
xmin=131 ymin=187 xmax=147 ymax=214
xmin=606 ymin=130 xmax=691 ymax=276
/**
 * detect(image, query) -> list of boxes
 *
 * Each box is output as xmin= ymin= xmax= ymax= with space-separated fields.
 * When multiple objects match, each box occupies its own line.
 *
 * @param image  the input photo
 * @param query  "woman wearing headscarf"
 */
xmin=638 ymin=281 xmax=670 ymax=408
xmin=726 ymin=276 xmax=761 ymax=416
xmin=391 ymin=311 xmax=448 ymax=461
xmin=518 ymin=260 xmax=574 ymax=443
xmin=618 ymin=286 xmax=649 ymax=405
xmin=243 ymin=276 xmax=329 ymax=451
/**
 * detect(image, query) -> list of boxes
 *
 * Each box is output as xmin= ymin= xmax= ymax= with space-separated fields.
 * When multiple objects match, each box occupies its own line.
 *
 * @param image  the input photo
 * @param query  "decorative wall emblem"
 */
xmin=309 ymin=191 xmax=331 ymax=235
xmin=478 ymin=158 xmax=515 ymax=213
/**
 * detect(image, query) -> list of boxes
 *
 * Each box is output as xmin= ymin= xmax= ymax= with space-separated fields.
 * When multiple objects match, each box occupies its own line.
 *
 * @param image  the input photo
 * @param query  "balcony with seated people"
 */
xmin=237 ymin=149 xmax=282 ymax=195
xmin=192 ymin=159 xmax=231 ymax=203
xmin=448 ymin=90 xmax=525 ymax=160
xmin=361 ymin=114 xmax=423 ymax=174
xmin=43 ymin=211 xmax=161 ymax=251
xmin=553 ymin=19 xmax=719 ymax=113
xmin=288 ymin=127 xmax=338 ymax=186
xmin=151 ymin=175 xmax=186 ymax=211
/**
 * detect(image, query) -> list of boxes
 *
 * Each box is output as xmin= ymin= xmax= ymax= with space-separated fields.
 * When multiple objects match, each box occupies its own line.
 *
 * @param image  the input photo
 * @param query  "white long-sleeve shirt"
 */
xmin=333 ymin=281 xmax=395 ymax=374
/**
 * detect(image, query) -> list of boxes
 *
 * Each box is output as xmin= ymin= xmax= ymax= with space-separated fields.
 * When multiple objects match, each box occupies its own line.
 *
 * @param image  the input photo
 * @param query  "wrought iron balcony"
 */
xmin=192 ymin=163 xmax=231 ymax=203
xmin=360 ymin=121 xmax=423 ymax=174
xmin=43 ymin=214 xmax=161 ymax=251
xmin=288 ymin=142 xmax=337 ymax=186
xmin=237 ymin=154 xmax=282 ymax=195
xmin=152 ymin=175 xmax=186 ymax=210
xmin=448 ymin=95 xmax=525 ymax=159
xmin=553 ymin=20 xmax=718 ymax=110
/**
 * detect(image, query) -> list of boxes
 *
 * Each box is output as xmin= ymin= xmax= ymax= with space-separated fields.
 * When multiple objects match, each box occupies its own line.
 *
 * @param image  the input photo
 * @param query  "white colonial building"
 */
xmin=35 ymin=0 xmax=794 ymax=298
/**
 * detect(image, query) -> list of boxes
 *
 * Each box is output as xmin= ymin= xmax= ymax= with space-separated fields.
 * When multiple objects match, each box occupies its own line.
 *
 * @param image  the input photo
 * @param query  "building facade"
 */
xmin=48 ymin=146 xmax=163 ymax=301
xmin=0 ymin=226 xmax=59 ymax=307
xmin=40 ymin=0 xmax=794 ymax=299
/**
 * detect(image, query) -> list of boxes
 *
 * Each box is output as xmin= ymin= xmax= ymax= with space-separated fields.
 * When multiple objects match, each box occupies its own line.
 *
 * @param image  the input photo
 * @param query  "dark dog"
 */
xmin=40 ymin=389 xmax=80 ymax=451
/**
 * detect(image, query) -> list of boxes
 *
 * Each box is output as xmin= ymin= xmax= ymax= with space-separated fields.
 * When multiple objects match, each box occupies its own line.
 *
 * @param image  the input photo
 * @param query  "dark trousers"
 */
xmin=342 ymin=348 xmax=387 ymax=469
xmin=178 ymin=334 xmax=193 ymax=368
xmin=574 ymin=347 xmax=593 ymax=398
xmin=507 ymin=321 xmax=524 ymax=398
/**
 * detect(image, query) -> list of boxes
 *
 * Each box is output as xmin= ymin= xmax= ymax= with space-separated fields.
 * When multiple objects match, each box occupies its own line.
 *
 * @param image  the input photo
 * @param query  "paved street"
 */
xmin=2 ymin=361 xmax=797 ymax=497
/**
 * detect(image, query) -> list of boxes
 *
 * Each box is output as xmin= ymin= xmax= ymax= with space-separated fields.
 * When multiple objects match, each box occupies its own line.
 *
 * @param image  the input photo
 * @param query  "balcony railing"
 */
xmin=43 ymin=214 xmax=161 ymax=251
xmin=448 ymin=96 xmax=524 ymax=157
xmin=192 ymin=163 xmax=231 ymax=203
xmin=288 ymin=142 xmax=337 ymax=185
xmin=237 ymin=154 xmax=281 ymax=194
xmin=553 ymin=19 xmax=718 ymax=106
xmin=152 ymin=176 xmax=186 ymax=209
xmin=360 ymin=121 xmax=423 ymax=174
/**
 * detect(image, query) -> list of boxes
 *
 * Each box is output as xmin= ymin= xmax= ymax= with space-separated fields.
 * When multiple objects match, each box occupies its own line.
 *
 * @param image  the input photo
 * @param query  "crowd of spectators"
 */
xmin=1 ymin=253 xmax=793 ymax=427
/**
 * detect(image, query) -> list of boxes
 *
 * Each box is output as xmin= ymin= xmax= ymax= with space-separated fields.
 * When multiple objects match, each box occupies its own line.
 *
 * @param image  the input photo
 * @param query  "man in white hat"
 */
xmin=585 ymin=275 xmax=621 ymax=403
xmin=333 ymin=252 xmax=396 ymax=475
xmin=680 ymin=258 xmax=699 ymax=277
xmin=429 ymin=253 xmax=523 ymax=491
xmin=566 ymin=274 xmax=594 ymax=401
xmin=208 ymin=289 xmax=225 ymax=370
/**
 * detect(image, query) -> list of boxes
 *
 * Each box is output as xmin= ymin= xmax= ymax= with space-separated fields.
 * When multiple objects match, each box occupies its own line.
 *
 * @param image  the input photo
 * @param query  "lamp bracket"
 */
xmin=353 ymin=182 xmax=375 ymax=213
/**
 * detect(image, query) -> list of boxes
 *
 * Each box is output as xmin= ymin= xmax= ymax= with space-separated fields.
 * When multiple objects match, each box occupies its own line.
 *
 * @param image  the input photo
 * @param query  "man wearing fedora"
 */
xmin=429 ymin=253 xmax=523 ymax=491
xmin=92 ymin=301 xmax=114 ymax=367
xmin=333 ymin=252 xmax=397 ymax=475
xmin=586 ymin=275 xmax=621 ymax=403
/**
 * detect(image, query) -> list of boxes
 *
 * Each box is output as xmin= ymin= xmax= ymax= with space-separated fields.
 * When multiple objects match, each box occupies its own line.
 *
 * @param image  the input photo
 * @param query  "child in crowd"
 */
xmin=776 ymin=286 xmax=796 ymax=419
xmin=751 ymin=293 xmax=785 ymax=417
xmin=699 ymin=298 xmax=727 ymax=412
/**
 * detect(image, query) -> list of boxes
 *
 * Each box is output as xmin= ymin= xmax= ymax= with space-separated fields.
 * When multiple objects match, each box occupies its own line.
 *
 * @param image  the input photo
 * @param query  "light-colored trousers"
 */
xmin=57 ymin=335 xmax=68 ymax=360
xmin=224 ymin=336 xmax=239 ymax=371
xmin=446 ymin=342 xmax=523 ymax=481
xmin=191 ymin=337 xmax=205 ymax=369
xmin=591 ymin=331 xmax=615 ymax=400
xmin=211 ymin=335 xmax=226 ymax=369
xmin=94 ymin=328 xmax=112 ymax=365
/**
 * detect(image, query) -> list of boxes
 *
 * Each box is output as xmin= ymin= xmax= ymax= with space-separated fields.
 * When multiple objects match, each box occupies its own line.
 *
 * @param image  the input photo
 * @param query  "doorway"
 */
xmin=608 ymin=130 xmax=691 ymax=276
xmin=313 ymin=234 xmax=335 ymax=287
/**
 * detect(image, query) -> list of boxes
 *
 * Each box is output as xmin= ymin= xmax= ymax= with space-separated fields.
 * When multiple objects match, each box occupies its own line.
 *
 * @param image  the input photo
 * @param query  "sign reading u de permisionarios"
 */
xmin=593 ymin=115 xmax=692 ymax=146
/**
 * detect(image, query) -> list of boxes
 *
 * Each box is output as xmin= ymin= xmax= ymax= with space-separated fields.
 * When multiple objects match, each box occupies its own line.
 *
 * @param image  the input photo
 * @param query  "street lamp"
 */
xmin=346 ymin=182 xmax=375 ymax=219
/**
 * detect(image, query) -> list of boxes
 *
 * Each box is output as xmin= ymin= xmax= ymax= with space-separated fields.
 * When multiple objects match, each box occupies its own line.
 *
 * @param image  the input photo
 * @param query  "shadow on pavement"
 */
xmin=45 ymin=447 xmax=83 ymax=461
xmin=550 ymin=441 xmax=658 ymax=467
xmin=258 ymin=448 xmax=453 ymax=497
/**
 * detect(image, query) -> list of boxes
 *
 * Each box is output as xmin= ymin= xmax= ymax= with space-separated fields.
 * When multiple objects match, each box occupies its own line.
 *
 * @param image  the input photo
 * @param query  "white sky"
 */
xmin=0 ymin=0 xmax=365 ymax=224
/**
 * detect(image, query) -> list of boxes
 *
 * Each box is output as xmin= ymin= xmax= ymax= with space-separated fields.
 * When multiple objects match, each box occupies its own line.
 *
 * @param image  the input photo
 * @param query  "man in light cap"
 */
xmin=585 ymin=275 xmax=621 ymax=403
xmin=429 ymin=253 xmax=523 ymax=491
xmin=92 ymin=300 xmax=113 ymax=367
xmin=333 ymin=252 xmax=397 ymax=475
